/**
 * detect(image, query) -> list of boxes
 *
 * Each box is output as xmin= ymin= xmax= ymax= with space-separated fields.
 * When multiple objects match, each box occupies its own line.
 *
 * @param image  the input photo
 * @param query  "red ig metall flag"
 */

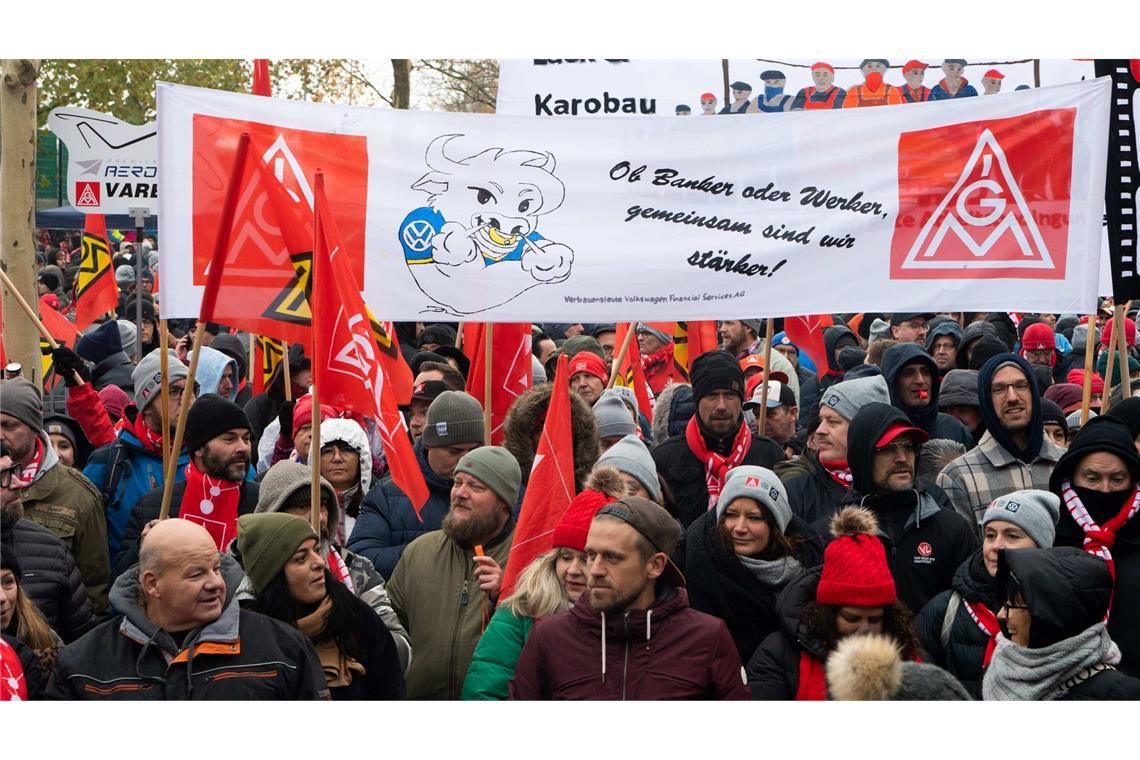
xmin=499 ymin=353 xmax=575 ymax=599
xmin=311 ymin=172 xmax=427 ymax=517
xmin=613 ymin=323 xmax=654 ymax=415
xmin=465 ymin=322 xmax=532 ymax=446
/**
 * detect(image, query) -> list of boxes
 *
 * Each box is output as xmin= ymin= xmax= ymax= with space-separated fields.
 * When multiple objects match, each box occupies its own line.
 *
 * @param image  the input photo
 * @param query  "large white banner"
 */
xmin=158 ymin=79 xmax=1109 ymax=322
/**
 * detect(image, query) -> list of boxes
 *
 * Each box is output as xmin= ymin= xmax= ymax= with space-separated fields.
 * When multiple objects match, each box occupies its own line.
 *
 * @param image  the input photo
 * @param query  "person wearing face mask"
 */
xmin=461 ymin=468 xmax=625 ymax=700
xmin=1048 ymin=416 xmax=1140 ymax=677
xmin=746 ymin=507 xmax=923 ymax=700
xmin=915 ymin=490 xmax=1060 ymax=698
xmin=749 ymin=70 xmax=793 ymax=113
xmin=983 ymin=547 xmax=1140 ymax=700
xmin=684 ymin=466 xmax=822 ymax=661
xmin=842 ymin=59 xmax=904 ymax=108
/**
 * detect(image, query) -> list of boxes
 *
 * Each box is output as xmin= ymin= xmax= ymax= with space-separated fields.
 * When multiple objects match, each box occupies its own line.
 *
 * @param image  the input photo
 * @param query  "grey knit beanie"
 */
xmin=0 ymin=378 xmax=43 ymax=432
xmin=593 ymin=394 xmax=637 ymax=439
xmin=256 ymin=460 xmax=339 ymax=542
xmin=982 ymin=489 xmax=1061 ymax=549
xmin=454 ymin=446 xmax=521 ymax=507
xmin=819 ymin=374 xmax=890 ymax=422
xmin=421 ymin=390 xmax=485 ymax=448
xmin=595 ymin=434 xmax=661 ymax=502
xmin=939 ymin=369 xmax=980 ymax=409
xmin=131 ymin=348 xmax=189 ymax=413
xmin=116 ymin=320 xmax=138 ymax=359
xmin=716 ymin=465 xmax=792 ymax=532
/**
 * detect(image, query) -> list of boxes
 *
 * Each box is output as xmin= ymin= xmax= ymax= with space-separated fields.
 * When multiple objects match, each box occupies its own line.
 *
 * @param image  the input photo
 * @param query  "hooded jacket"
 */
xmin=820 ymin=325 xmax=859 ymax=393
xmin=318 ymin=418 xmax=372 ymax=541
xmin=46 ymin=555 xmax=328 ymax=700
xmin=508 ymin=582 xmax=748 ymax=700
xmin=684 ymin=509 xmax=822 ymax=661
xmin=503 ymin=382 xmax=599 ymax=492
xmin=651 ymin=383 xmax=695 ymax=444
xmin=956 ymin=321 xmax=998 ymax=370
xmin=194 ymin=345 xmax=240 ymax=402
xmin=745 ymin=569 xmax=826 ymax=699
xmin=782 ymin=449 xmax=860 ymax=533
xmin=347 ymin=440 xmax=456 ymax=579
xmin=847 ymin=402 xmax=979 ymax=613
xmin=977 ymin=353 xmax=1045 ymax=463
xmin=2 ymin=516 xmax=95 ymax=643
xmin=208 ymin=333 xmax=252 ymax=407
xmin=925 ymin=321 xmax=963 ymax=377
xmin=90 ymin=351 xmax=137 ymax=395
xmin=881 ymin=343 xmax=973 ymax=447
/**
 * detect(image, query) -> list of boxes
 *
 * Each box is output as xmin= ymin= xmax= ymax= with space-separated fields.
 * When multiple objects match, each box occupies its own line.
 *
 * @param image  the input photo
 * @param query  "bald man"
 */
xmin=48 ymin=519 xmax=329 ymax=700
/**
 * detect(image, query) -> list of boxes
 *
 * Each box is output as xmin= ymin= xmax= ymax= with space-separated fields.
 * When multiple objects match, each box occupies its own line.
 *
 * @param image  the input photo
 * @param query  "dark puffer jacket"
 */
xmin=745 ymin=569 xmax=825 ymax=699
xmin=881 ymin=343 xmax=973 ymax=447
xmin=684 ymin=509 xmax=823 ymax=661
xmin=2 ymin=516 xmax=95 ymax=643
xmin=347 ymin=440 xmax=456 ymax=580
xmin=90 ymin=352 xmax=136 ymax=395
xmin=652 ymin=418 xmax=787 ymax=529
xmin=782 ymin=449 xmax=858 ymax=533
xmin=914 ymin=551 xmax=998 ymax=699
xmin=509 ymin=583 xmax=749 ymax=700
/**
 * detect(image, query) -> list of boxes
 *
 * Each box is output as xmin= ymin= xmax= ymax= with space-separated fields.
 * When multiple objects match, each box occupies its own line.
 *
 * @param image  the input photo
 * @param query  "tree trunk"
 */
xmin=1 ymin=59 xmax=42 ymax=385
xmin=391 ymin=59 xmax=411 ymax=109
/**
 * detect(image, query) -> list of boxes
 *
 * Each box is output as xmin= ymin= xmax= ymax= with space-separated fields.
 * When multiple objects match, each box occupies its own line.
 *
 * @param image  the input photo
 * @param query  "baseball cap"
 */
xmin=594 ymin=497 xmax=685 ymax=586
xmin=411 ymin=380 xmax=450 ymax=403
xmin=875 ymin=422 xmax=929 ymax=448
xmin=743 ymin=379 xmax=796 ymax=411
xmin=902 ymin=60 xmax=929 ymax=71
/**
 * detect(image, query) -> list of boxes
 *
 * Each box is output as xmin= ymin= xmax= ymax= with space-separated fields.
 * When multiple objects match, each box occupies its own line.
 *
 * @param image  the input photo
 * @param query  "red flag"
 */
xmin=499 ymin=353 xmax=575 ymax=599
xmin=252 ymin=59 xmax=271 ymax=96
xmin=40 ymin=303 xmax=80 ymax=347
xmin=197 ymin=132 xmax=313 ymax=350
xmin=612 ymin=323 xmax=654 ymax=414
xmin=367 ymin=309 xmax=414 ymax=406
xmin=673 ymin=320 xmax=718 ymax=381
xmin=784 ymin=315 xmax=834 ymax=378
xmin=465 ymin=323 xmax=532 ymax=445
xmin=461 ymin=322 xmax=484 ymax=366
xmin=73 ymin=214 xmax=118 ymax=329
xmin=312 ymin=173 xmax=427 ymax=515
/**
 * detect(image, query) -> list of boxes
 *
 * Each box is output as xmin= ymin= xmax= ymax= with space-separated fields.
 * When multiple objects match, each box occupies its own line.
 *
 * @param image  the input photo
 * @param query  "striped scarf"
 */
xmin=1060 ymin=479 xmax=1140 ymax=583
xmin=821 ymin=459 xmax=853 ymax=488
xmin=685 ymin=416 xmax=752 ymax=511
xmin=963 ymin=599 xmax=1001 ymax=667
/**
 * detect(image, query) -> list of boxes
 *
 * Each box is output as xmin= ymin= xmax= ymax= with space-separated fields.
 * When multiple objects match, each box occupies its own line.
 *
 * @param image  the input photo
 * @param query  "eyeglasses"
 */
xmin=167 ymin=384 xmax=195 ymax=401
xmin=990 ymin=380 xmax=1031 ymax=397
xmin=874 ymin=441 xmax=919 ymax=457
xmin=1001 ymin=601 xmax=1030 ymax=611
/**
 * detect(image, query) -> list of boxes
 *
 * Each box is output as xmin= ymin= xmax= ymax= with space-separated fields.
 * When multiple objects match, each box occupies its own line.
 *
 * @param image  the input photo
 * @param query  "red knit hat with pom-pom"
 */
xmin=551 ymin=467 xmax=626 ymax=552
xmin=816 ymin=507 xmax=896 ymax=607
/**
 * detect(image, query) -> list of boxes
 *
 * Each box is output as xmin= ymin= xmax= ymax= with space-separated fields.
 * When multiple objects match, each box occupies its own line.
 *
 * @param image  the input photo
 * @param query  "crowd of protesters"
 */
xmin=3 ymin=233 xmax=1140 ymax=700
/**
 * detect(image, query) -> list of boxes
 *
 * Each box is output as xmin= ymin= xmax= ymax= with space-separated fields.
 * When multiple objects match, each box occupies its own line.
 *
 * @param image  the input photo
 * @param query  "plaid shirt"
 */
xmin=935 ymin=430 xmax=1064 ymax=538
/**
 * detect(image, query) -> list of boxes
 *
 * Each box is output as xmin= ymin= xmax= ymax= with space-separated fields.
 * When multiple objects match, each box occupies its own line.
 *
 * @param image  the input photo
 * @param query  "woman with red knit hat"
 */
xmin=461 ymin=468 xmax=625 ymax=700
xmin=746 ymin=506 xmax=921 ymax=700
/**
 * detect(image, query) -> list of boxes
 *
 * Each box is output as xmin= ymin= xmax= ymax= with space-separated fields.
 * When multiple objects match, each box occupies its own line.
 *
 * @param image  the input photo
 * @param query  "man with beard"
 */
xmin=387 ymin=446 xmax=520 ymax=699
xmin=719 ymin=319 xmax=764 ymax=358
xmin=937 ymin=354 xmax=1064 ymax=537
xmin=881 ymin=343 xmax=974 ymax=446
xmin=653 ymin=350 xmax=786 ymax=528
xmin=847 ymin=402 xmax=978 ymax=612
xmin=509 ymin=497 xmax=749 ymax=699
xmin=110 ymin=395 xmax=259 ymax=582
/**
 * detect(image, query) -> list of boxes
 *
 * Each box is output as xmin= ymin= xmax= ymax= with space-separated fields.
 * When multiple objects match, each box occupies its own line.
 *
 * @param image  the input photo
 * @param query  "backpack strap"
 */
xmin=98 ymin=441 xmax=127 ymax=509
xmin=941 ymin=591 xmax=961 ymax=650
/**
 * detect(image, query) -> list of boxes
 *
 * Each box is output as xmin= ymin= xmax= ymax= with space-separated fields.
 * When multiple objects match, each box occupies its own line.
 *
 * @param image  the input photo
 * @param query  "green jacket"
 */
xmin=22 ymin=439 xmax=109 ymax=618
xmin=461 ymin=606 xmax=534 ymax=701
xmin=387 ymin=521 xmax=513 ymax=700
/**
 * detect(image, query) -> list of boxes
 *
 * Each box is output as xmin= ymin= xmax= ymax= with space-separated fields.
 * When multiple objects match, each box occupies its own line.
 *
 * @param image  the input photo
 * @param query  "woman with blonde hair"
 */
xmin=462 ymin=467 xmax=625 ymax=700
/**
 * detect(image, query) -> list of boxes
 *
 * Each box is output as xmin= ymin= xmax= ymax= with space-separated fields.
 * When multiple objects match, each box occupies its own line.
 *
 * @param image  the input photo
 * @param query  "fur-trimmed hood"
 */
xmin=502 ymin=382 xmax=599 ymax=489
xmin=651 ymin=382 xmax=695 ymax=443
xmin=826 ymin=633 xmax=972 ymax=700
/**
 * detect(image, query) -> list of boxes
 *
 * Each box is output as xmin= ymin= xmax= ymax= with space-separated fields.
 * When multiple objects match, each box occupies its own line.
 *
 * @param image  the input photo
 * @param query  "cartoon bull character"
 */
xmin=399 ymin=134 xmax=574 ymax=315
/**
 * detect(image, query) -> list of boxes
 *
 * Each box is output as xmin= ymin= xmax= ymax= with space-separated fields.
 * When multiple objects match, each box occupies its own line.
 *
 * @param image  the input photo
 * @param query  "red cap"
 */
xmin=983 ymin=69 xmax=1004 ymax=79
xmin=739 ymin=354 xmax=765 ymax=372
xmin=552 ymin=489 xmax=616 ymax=552
xmin=875 ymin=422 xmax=928 ymax=448
xmin=1067 ymin=369 xmax=1104 ymax=395
xmin=817 ymin=508 xmax=896 ymax=607
xmin=902 ymin=60 xmax=929 ymax=71
xmin=569 ymin=352 xmax=608 ymax=382
xmin=1021 ymin=322 xmax=1056 ymax=351
xmin=293 ymin=393 xmax=336 ymax=431
xmin=810 ymin=62 xmax=834 ymax=73
xmin=700 ymin=92 xmax=716 ymax=100
xmin=1101 ymin=316 xmax=1136 ymax=348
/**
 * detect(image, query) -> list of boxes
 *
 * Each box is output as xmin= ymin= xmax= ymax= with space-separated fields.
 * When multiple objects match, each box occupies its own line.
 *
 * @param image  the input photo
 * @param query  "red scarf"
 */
xmin=1061 ymin=479 xmax=1140 ymax=583
xmin=18 ymin=437 xmax=45 ymax=483
xmin=962 ymin=599 xmax=1001 ymax=668
xmin=820 ymin=459 xmax=853 ymax=489
xmin=178 ymin=460 xmax=241 ymax=550
xmin=130 ymin=410 xmax=165 ymax=455
xmin=685 ymin=416 xmax=751 ymax=511
xmin=327 ymin=547 xmax=354 ymax=593
xmin=796 ymin=651 xmax=828 ymax=700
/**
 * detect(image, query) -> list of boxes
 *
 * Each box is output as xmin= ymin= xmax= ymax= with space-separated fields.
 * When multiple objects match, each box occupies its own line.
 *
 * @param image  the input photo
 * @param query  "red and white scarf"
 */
xmin=685 ymin=416 xmax=752 ymax=511
xmin=1061 ymin=479 xmax=1140 ymax=582
xmin=178 ymin=460 xmax=242 ymax=550
xmin=327 ymin=547 xmax=355 ymax=593
xmin=17 ymin=437 xmax=45 ymax=483
xmin=130 ymin=410 xmax=165 ymax=455
xmin=820 ymin=459 xmax=853 ymax=489
xmin=962 ymin=599 xmax=1001 ymax=668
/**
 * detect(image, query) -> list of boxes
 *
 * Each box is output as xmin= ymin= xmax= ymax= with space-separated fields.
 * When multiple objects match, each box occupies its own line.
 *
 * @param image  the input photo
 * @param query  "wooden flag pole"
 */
xmin=608 ymin=323 xmax=636 ymax=390
xmin=1080 ymin=315 xmax=1097 ymax=426
xmin=1117 ymin=303 xmax=1134 ymax=400
xmin=248 ymin=332 xmax=256 ymax=385
xmin=0 ymin=269 xmax=59 ymax=348
xmin=158 ymin=320 xmax=208 ymax=520
xmin=159 ymin=320 xmax=172 ymax=478
xmin=1102 ymin=315 xmax=1120 ymax=414
xmin=758 ymin=318 xmax=775 ymax=437
xmin=282 ymin=341 xmax=293 ymax=401
xmin=484 ymin=323 xmax=494 ymax=442
xmin=455 ymin=322 xmax=464 ymax=350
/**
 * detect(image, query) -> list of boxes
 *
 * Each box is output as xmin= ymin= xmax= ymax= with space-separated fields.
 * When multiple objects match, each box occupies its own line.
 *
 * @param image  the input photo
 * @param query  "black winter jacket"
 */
xmin=795 ymin=366 xmax=820 ymax=430
xmin=321 ymin=591 xmax=406 ymax=700
xmin=110 ymin=479 xmax=261 ymax=585
xmin=91 ymin=351 xmax=136 ymax=394
xmin=2 ymin=516 xmax=95 ymax=643
xmin=652 ymin=420 xmax=787 ymax=529
xmin=347 ymin=441 xmax=454 ymax=579
xmin=684 ymin=510 xmax=822 ymax=662
xmin=914 ymin=551 xmax=997 ymax=699
xmin=745 ymin=569 xmax=826 ymax=700
xmin=3 ymin=633 xmax=46 ymax=700
xmin=783 ymin=449 xmax=858 ymax=533
xmin=881 ymin=343 xmax=973 ymax=447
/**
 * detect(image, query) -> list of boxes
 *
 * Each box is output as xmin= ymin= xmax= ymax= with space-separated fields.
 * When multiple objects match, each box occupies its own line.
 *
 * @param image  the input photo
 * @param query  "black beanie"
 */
xmin=1049 ymin=415 xmax=1140 ymax=494
xmin=185 ymin=394 xmax=252 ymax=454
xmin=38 ymin=271 xmax=61 ymax=291
xmin=837 ymin=346 xmax=867 ymax=372
xmin=690 ymin=350 xmax=745 ymax=402
xmin=76 ymin=320 xmax=124 ymax=365
xmin=1 ymin=530 xmax=21 ymax=579
xmin=1040 ymin=398 xmax=1066 ymax=429
xmin=969 ymin=337 xmax=1011 ymax=371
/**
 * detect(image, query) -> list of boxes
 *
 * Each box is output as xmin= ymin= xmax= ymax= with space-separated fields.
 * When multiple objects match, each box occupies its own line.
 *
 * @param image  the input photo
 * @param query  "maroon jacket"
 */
xmin=508 ymin=584 xmax=749 ymax=700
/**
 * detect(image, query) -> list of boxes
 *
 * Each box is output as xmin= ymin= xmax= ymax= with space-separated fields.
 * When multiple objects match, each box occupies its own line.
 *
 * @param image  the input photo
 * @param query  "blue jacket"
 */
xmin=346 ymin=440 xmax=454 ymax=579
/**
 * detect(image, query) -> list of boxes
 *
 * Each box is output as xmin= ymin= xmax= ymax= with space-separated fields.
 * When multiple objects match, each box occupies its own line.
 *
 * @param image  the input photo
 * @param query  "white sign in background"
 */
xmin=48 ymin=107 xmax=158 ymax=215
xmin=157 ymin=79 xmax=1109 ymax=323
